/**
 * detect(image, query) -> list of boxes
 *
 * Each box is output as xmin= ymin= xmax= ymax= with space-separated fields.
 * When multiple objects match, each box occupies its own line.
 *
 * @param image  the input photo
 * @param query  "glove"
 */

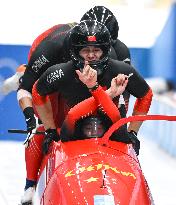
xmin=23 ymin=107 xmax=43 ymax=147
xmin=128 ymin=131 xmax=140 ymax=156
xmin=23 ymin=107 xmax=42 ymax=131
xmin=42 ymin=129 xmax=60 ymax=155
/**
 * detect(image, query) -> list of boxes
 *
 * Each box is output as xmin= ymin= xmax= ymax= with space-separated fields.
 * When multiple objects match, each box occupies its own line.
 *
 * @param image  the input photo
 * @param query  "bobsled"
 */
xmin=33 ymin=115 xmax=176 ymax=205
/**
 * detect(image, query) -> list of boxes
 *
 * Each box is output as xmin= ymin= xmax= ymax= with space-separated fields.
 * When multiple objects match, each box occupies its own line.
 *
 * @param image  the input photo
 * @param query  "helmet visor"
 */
xmin=82 ymin=117 xmax=105 ymax=138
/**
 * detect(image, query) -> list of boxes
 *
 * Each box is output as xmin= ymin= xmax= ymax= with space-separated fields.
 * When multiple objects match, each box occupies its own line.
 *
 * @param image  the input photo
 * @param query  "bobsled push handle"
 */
xmin=100 ymin=114 xmax=176 ymax=146
xmin=8 ymin=129 xmax=44 ymax=135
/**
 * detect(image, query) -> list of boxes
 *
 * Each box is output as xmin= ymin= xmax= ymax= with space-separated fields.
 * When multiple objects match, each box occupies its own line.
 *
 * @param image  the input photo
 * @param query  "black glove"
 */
xmin=128 ymin=131 xmax=140 ymax=156
xmin=23 ymin=107 xmax=42 ymax=131
xmin=23 ymin=107 xmax=43 ymax=147
xmin=42 ymin=129 xmax=60 ymax=155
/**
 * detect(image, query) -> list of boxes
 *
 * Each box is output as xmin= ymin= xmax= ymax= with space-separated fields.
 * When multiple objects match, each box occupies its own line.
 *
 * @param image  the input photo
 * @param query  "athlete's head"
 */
xmin=81 ymin=6 xmax=119 ymax=41
xmin=69 ymin=20 xmax=111 ymax=75
xmin=78 ymin=116 xmax=106 ymax=138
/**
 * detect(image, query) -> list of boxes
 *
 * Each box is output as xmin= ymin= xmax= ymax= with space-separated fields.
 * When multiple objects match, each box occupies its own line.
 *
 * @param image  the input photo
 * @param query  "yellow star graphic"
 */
xmin=86 ymin=165 xmax=95 ymax=171
xmin=85 ymin=177 xmax=99 ymax=183
xmin=95 ymin=164 xmax=103 ymax=170
xmin=79 ymin=167 xmax=86 ymax=173
xmin=65 ymin=171 xmax=75 ymax=177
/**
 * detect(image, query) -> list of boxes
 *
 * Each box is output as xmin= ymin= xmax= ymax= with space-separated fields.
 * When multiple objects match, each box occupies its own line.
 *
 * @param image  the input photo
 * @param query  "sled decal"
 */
xmin=65 ymin=163 xmax=136 ymax=180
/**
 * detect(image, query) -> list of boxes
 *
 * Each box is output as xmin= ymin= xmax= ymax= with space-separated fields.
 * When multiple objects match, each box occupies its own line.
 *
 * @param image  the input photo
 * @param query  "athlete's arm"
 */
xmin=61 ymin=73 xmax=128 ymax=138
xmin=17 ymin=42 xmax=57 ymax=128
xmin=18 ymin=24 xmax=62 ymax=111
xmin=32 ymin=82 xmax=57 ymax=130
xmin=63 ymin=84 xmax=122 ymax=135
xmin=128 ymin=87 xmax=153 ymax=133
xmin=0 ymin=64 xmax=26 ymax=95
xmin=18 ymin=38 xmax=62 ymax=126
xmin=126 ymin=66 xmax=153 ymax=133
xmin=32 ymin=64 xmax=66 ymax=129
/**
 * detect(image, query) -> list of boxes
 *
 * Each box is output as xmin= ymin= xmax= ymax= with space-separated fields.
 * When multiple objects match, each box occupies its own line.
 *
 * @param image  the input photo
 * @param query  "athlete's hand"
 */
xmin=128 ymin=131 xmax=140 ymax=156
xmin=42 ymin=129 xmax=60 ymax=155
xmin=107 ymin=74 xmax=128 ymax=98
xmin=23 ymin=107 xmax=43 ymax=147
xmin=76 ymin=61 xmax=97 ymax=88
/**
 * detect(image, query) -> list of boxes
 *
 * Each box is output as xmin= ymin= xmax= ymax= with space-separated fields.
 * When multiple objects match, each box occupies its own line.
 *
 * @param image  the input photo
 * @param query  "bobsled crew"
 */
xmin=1 ymin=5 xmax=176 ymax=205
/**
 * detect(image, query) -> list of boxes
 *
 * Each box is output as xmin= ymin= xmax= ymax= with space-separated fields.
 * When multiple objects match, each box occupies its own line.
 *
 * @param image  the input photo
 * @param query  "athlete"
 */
xmin=59 ymin=69 xmax=139 ymax=154
xmin=59 ymin=66 xmax=128 ymax=143
xmin=32 ymin=20 xmax=152 ymax=158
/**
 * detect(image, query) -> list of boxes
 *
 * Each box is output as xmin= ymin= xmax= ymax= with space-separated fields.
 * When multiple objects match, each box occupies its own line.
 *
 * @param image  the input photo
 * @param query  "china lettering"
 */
xmin=46 ymin=69 xmax=64 ymax=83
xmin=65 ymin=163 xmax=136 ymax=180
xmin=32 ymin=55 xmax=49 ymax=72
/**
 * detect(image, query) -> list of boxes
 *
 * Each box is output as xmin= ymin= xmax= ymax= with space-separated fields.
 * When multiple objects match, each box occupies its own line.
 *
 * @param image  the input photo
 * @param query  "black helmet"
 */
xmin=81 ymin=6 xmax=119 ymax=41
xmin=69 ymin=20 xmax=111 ymax=75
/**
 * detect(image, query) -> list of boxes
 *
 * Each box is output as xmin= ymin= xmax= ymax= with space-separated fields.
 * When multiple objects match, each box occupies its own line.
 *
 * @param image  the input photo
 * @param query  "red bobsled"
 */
xmin=33 ymin=115 xmax=176 ymax=205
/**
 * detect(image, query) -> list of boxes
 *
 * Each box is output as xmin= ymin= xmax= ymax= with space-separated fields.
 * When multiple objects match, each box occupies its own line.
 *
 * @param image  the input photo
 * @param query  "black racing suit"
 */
xmin=19 ymin=24 xmax=131 ymax=93
xmin=19 ymin=23 xmax=76 ymax=92
xmin=35 ymin=59 xmax=150 ymax=141
xmin=19 ymin=23 xmax=131 ymax=127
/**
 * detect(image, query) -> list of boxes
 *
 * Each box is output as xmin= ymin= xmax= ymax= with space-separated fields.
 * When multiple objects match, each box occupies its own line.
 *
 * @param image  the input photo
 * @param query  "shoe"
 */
xmin=20 ymin=187 xmax=35 ymax=205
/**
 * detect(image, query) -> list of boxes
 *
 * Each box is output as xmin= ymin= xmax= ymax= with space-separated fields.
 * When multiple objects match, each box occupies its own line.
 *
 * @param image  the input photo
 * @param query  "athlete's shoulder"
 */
xmin=63 ymin=22 xmax=77 ymax=29
xmin=31 ymin=22 xmax=76 ymax=46
xmin=47 ymin=61 xmax=73 ymax=72
xmin=32 ymin=23 xmax=71 ymax=43
xmin=28 ymin=23 xmax=77 ymax=61
xmin=108 ymin=58 xmax=134 ymax=74
xmin=109 ymin=58 xmax=128 ymax=67
xmin=112 ymin=39 xmax=131 ymax=64
xmin=43 ymin=22 xmax=77 ymax=51
xmin=40 ymin=61 xmax=74 ymax=86
xmin=28 ymin=24 xmax=59 ymax=61
xmin=50 ymin=22 xmax=77 ymax=34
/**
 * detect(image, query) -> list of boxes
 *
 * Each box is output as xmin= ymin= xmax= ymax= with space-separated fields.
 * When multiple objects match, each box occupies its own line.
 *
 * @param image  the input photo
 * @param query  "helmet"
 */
xmin=69 ymin=20 xmax=111 ymax=75
xmin=80 ymin=116 xmax=106 ymax=138
xmin=82 ymin=117 xmax=105 ymax=138
xmin=60 ymin=115 xmax=107 ymax=142
xmin=81 ymin=6 xmax=119 ymax=41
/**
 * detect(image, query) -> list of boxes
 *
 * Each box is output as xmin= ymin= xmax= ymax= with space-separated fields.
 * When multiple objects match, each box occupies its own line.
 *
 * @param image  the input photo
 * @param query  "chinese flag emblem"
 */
xmin=87 ymin=36 xmax=96 ymax=42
